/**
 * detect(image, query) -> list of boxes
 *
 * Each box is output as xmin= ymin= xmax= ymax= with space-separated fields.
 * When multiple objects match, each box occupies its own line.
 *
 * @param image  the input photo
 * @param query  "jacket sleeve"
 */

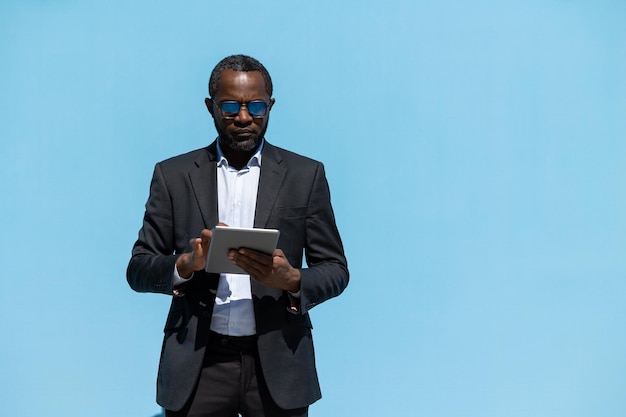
xmin=298 ymin=163 xmax=349 ymax=313
xmin=127 ymin=162 xmax=180 ymax=295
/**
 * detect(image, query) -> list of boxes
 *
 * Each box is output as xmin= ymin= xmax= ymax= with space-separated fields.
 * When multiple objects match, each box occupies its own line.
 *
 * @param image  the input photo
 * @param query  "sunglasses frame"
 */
xmin=216 ymin=100 xmax=269 ymax=119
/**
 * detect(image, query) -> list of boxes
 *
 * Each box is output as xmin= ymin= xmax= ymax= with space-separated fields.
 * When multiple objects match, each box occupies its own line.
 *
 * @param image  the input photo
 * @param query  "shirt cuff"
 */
xmin=173 ymin=265 xmax=193 ymax=287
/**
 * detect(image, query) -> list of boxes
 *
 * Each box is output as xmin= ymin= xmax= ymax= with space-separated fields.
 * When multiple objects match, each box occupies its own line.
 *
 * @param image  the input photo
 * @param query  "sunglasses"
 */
xmin=216 ymin=100 xmax=269 ymax=119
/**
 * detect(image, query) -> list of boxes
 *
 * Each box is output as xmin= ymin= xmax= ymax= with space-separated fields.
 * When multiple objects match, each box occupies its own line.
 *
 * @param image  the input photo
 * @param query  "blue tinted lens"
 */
xmin=220 ymin=101 xmax=241 ymax=117
xmin=246 ymin=101 xmax=268 ymax=117
xmin=219 ymin=101 xmax=268 ymax=118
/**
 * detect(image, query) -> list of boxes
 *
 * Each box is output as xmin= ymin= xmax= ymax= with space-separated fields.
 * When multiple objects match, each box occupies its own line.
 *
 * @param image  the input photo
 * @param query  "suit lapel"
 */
xmin=253 ymin=142 xmax=286 ymax=299
xmin=189 ymin=142 xmax=219 ymax=229
xmin=189 ymin=141 xmax=285 ymax=299
xmin=254 ymin=143 xmax=285 ymax=229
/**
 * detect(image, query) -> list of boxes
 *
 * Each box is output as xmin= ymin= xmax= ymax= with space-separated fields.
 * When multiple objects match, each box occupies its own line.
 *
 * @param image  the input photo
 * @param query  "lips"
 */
xmin=233 ymin=129 xmax=255 ymax=139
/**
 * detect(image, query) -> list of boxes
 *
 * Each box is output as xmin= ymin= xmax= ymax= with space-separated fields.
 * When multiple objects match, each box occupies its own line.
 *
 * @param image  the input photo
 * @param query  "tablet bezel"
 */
xmin=204 ymin=226 xmax=280 ymax=274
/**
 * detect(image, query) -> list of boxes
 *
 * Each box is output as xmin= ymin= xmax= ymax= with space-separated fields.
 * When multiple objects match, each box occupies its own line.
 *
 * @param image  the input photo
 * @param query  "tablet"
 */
xmin=205 ymin=226 xmax=280 ymax=274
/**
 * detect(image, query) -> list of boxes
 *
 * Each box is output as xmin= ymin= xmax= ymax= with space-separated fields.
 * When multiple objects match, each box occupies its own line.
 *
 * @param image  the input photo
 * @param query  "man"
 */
xmin=127 ymin=54 xmax=349 ymax=417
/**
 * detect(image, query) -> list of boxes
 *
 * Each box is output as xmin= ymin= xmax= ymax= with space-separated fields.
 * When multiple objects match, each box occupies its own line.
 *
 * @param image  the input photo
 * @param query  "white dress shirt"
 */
xmin=210 ymin=141 xmax=261 ymax=336
xmin=173 ymin=140 xmax=263 ymax=336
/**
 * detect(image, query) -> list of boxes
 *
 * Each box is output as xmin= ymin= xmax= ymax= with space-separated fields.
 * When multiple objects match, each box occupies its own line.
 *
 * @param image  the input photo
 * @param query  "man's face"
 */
xmin=206 ymin=69 xmax=274 ymax=152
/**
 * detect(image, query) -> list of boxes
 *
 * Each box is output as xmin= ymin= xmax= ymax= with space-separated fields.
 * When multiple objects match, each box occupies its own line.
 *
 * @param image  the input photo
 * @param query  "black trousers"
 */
xmin=166 ymin=332 xmax=308 ymax=417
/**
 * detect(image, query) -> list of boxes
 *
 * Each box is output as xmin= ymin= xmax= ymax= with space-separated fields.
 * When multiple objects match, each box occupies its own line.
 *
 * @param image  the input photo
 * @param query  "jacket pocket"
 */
xmin=277 ymin=206 xmax=307 ymax=219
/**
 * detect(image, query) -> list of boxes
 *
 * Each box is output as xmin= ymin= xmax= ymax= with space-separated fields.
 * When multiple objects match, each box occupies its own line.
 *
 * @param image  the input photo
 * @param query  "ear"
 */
xmin=268 ymin=97 xmax=276 ymax=111
xmin=205 ymin=98 xmax=215 ymax=117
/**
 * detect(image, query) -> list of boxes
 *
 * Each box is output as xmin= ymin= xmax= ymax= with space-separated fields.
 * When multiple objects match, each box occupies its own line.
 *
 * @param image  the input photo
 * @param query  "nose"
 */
xmin=234 ymin=104 xmax=253 ymax=123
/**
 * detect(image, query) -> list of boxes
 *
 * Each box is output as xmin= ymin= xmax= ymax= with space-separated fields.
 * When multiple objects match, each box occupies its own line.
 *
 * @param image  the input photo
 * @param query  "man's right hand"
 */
xmin=175 ymin=228 xmax=214 ymax=278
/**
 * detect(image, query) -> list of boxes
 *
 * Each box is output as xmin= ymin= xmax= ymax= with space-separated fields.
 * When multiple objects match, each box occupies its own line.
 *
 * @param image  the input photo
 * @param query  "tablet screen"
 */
xmin=204 ymin=226 xmax=280 ymax=274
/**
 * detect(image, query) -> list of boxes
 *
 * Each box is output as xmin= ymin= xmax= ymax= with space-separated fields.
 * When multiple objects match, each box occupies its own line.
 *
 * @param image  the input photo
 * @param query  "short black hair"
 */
xmin=208 ymin=54 xmax=273 ymax=98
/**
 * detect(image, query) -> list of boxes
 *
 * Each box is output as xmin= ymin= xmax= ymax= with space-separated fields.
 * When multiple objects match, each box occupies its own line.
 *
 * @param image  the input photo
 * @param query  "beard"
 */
xmin=221 ymin=134 xmax=262 ymax=152
xmin=214 ymin=120 xmax=268 ymax=153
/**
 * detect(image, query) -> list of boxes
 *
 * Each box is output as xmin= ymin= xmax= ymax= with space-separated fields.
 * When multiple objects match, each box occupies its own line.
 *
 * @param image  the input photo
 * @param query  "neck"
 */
xmin=224 ymin=149 xmax=253 ymax=170
xmin=218 ymin=138 xmax=261 ymax=170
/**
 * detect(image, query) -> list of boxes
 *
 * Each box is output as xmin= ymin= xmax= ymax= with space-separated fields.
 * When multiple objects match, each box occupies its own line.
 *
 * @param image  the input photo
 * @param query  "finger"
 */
xmin=229 ymin=251 xmax=271 ymax=278
xmin=200 ymin=229 xmax=212 ymax=245
xmin=189 ymin=237 xmax=200 ymax=250
xmin=238 ymin=248 xmax=273 ymax=266
xmin=229 ymin=256 xmax=259 ymax=278
xmin=191 ymin=239 xmax=204 ymax=257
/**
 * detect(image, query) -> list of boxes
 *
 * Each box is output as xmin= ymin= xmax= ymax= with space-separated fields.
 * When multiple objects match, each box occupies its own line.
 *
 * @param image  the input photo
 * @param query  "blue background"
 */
xmin=1 ymin=1 xmax=625 ymax=416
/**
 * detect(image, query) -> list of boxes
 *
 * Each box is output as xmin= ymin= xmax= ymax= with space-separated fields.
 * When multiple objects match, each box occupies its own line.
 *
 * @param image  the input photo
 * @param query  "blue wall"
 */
xmin=1 ymin=1 xmax=625 ymax=416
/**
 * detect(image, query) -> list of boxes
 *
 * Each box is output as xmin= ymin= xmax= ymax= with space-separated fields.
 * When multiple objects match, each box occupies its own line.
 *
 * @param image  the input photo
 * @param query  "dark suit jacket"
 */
xmin=127 ymin=141 xmax=349 ymax=411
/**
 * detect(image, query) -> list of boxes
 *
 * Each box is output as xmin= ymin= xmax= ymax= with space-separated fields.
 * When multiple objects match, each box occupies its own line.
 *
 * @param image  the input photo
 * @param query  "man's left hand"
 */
xmin=228 ymin=248 xmax=301 ymax=292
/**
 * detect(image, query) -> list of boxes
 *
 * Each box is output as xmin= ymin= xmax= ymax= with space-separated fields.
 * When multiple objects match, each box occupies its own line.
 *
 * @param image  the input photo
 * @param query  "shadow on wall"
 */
xmin=151 ymin=410 xmax=165 ymax=417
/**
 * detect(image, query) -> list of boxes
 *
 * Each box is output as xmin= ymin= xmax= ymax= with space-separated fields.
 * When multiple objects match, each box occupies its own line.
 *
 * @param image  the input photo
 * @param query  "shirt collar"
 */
xmin=216 ymin=138 xmax=264 ymax=168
